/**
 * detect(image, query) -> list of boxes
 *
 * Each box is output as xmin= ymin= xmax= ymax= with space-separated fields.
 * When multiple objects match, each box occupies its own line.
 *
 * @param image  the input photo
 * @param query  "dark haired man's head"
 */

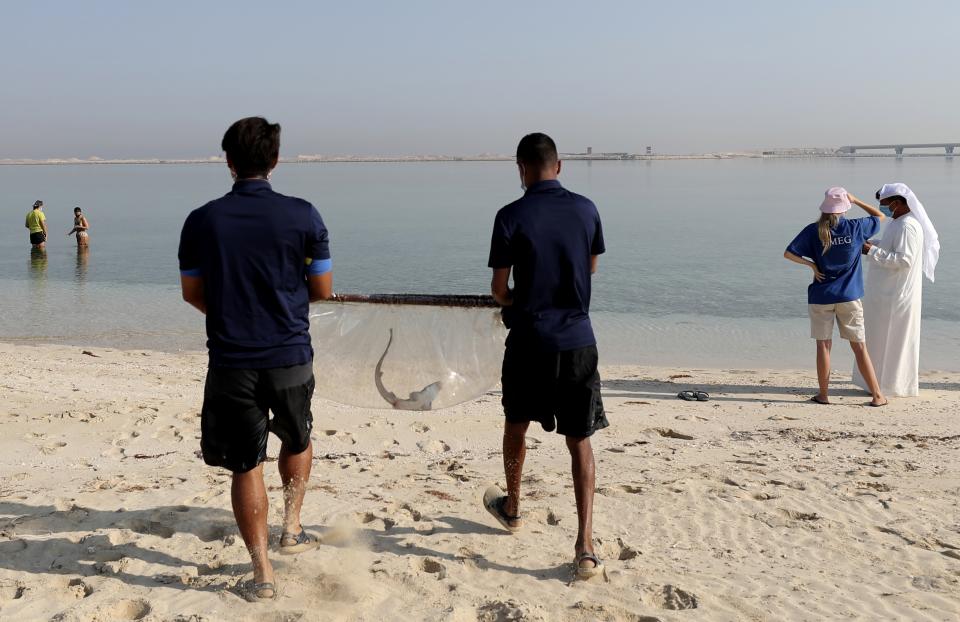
xmin=74 ymin=207 xmax=82 ymax=214
xmin=33 ymin=200 xmax=43 ymax=209
xmin=516 ymin=132 xmax=561 ymax=188
xmin=221 ymin=117 xmax=281 ymax=179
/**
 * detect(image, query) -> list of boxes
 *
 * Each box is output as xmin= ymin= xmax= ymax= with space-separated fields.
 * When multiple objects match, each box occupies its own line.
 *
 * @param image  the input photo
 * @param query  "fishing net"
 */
xmin=310 ymin=295 xmax=506 ymax=410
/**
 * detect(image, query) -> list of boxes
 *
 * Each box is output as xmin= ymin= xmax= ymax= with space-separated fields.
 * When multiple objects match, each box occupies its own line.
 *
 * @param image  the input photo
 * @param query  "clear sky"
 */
xmin=3 ymin=1 xmax=958 ymax=158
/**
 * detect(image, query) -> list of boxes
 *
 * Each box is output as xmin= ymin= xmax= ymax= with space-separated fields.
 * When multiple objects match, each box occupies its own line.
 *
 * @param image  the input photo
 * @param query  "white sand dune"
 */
xmin=1 ymin=343 xmax=958 ymax=621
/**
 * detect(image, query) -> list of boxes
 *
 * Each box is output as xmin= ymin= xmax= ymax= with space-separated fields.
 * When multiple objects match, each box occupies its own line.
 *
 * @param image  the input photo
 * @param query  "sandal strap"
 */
xmin=578 ymin=552 xmax=602 ymax=565
xmin=498 ymin=497 xmax=521 ymax=521
xmin=281 ymin=530 xmax=309 ymax=546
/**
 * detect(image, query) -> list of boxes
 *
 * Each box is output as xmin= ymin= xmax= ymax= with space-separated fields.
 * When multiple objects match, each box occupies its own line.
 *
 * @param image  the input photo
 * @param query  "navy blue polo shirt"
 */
xmin=785 ymin=215 xmax=879 ymax=305
xmin=488 ymin=179 xmax=605 ymax=352
xmin=178 ymin=179 xmax=331 ymax=368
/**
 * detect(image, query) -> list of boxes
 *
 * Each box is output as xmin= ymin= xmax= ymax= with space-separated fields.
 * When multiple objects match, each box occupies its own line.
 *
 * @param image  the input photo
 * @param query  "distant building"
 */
xmin=645 ymin=146 xmax=652 ymax=155
xmin=586 ymin=147 xmax=592 ymax=155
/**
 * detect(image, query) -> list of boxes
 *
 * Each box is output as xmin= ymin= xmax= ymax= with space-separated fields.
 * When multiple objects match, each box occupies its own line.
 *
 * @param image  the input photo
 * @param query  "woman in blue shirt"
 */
xmin=784 ymin=187 xmax=888 ymax=407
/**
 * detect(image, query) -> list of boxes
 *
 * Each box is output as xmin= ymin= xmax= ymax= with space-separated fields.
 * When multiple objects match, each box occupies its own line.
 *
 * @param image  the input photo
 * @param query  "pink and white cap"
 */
xmin=819 ymin=187 xmax=851 ymax=214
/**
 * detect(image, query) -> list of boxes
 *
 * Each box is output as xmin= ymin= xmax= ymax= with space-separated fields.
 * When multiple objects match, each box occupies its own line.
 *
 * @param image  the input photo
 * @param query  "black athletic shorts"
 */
xmin=200 ymin=362 xmax=315 ymax=473
xmin=29 ymin=232 xmax=46 ymax=245
xmin=501 ymin=340 xmax=608 ymax=437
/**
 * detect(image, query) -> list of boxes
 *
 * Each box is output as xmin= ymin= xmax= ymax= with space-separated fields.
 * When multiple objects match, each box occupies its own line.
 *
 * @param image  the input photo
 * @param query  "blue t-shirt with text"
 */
xmin=178 ymin=179 xmax=331 ymax=368
xmin=488 ymin=180 xmax=605 ymax=352
xmin=785 ymin=215 xmax=879 ymax=305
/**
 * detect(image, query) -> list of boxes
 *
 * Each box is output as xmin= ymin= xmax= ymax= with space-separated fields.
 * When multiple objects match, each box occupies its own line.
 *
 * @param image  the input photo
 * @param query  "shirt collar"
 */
xmin=525 ymin=179 xmax=562 ymax=194
xmin=232 ymin=178 xmax=271 ymax=191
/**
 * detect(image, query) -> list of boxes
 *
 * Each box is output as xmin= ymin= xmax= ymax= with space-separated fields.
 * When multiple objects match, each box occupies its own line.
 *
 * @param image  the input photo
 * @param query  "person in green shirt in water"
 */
xmin=25 ymin=200 xmax=48 ymax=249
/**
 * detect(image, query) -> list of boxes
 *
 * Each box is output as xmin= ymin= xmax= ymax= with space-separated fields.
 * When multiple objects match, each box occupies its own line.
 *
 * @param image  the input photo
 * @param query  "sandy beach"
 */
xmin=1 ymin=342 xmax=958 ymax=621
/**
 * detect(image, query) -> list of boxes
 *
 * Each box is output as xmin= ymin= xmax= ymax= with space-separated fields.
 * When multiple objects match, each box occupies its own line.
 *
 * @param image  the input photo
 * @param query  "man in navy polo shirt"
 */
xmin=482 ymin=132 xmax=608 ymax=578
xmin=179 ymin=117 xmax=333 ymax=601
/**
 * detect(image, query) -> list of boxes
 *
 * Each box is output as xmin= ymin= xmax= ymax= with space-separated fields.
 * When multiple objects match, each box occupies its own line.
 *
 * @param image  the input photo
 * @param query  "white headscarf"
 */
xmin=878 ymin=183 xmax=939 ymax=283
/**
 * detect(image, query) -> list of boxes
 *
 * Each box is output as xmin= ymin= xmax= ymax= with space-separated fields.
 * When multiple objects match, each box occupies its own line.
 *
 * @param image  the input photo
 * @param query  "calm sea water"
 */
xmin=1 ymin=158 xmax=957 ymax=370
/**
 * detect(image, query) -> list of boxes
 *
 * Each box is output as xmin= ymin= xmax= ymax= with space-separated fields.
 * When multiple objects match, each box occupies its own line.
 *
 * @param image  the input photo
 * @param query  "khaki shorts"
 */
xmin=808 ymin=300 xmax=865 ymax=342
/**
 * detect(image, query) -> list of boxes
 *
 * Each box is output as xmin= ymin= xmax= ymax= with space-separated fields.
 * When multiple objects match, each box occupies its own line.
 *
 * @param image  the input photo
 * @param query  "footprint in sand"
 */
xmin=134 ymin=413 xmax=158 ymax=426
xmin=196 ymin=522 xmax=234 ymax=542
xmin=400 ymin=503 xmax=423 ymax=521
xmin=116 ymin=518 xmax=175 ymax=539
xmin=411 ymin=422 xmax=431 ymax=433
xmin=0 ymin=580 xmax=26 ymax=603
xmin=41 ymin=441 xmax=68 ymax=455
xmin=323 ymin=430 xmax=358 ymax=445
xmin=100 ymin=447 xmax=125 ymax=460
xmin=103 ymin=599 xmax=152 ymax=621
xmin=477 ymin=600 xmax=528 ymax=621
xmin=571 ymin=602 xmax=662 ymax=622
xmin=67 ymin=578 xmax=94 ymax=599
xmin=617 ymin=539 xmax=641 ymax=560
xmin=414 ymin=558 xmax=447 ymax=579
xmin=359 ymin=512 xmax=396 ymax=531
xmin=417 ymin=440 xmax=451 ymax=453
xmin=644 ymin=585 xmax=699 ymax=610
xmin=653 ymin=428 xmax=694 ymax=440
xmin=675 ymin=414 xmax=709 ymax=421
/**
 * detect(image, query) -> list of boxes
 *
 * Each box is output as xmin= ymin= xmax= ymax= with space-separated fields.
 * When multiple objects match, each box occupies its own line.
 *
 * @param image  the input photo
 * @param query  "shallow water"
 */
xmin=1 ymin=157 xmax=957 ymax=369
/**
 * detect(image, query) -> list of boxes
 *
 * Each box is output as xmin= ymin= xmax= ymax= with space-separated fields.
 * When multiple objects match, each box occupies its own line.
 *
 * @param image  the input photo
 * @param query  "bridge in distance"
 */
xmin=838 ymin=143 xmax=958 ymax=156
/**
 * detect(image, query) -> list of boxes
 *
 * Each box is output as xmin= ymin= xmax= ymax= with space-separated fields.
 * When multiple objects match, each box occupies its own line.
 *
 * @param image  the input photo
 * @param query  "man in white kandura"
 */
xmin=853 ymin=183 xmax=939 ymax=397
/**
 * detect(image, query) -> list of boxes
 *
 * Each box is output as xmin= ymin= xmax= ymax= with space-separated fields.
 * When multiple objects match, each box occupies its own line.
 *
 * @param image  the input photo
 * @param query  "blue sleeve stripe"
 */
xmin=306 ymin=258 xmax=332 ymax=275
xmin=180 ymin=268 xmax=202 ymax=277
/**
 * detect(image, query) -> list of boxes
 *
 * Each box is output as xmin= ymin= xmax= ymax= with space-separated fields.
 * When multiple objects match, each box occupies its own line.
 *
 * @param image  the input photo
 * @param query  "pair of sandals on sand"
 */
xmin=482 ymin=485 xmax=604 ymax=579
xmin=677 ymin=390 xmax=709 ymax=401
xmin=242 ymin=530 xmax=321 ymax=602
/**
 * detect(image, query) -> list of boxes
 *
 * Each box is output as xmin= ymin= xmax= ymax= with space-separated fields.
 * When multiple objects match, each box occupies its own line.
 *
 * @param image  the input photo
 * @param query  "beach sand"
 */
xmin=1 ymin=342 xmax=958 ymax=621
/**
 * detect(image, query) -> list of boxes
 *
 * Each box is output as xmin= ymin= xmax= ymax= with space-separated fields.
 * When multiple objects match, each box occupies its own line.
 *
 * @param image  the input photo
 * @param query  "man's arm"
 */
xmin=864 ymin=224 xmax=921 ymax=270
xmin=491 ymin=267 xmax=513 ymax=306
xmin=591 ymin=255 xmax=599 ymax=274
xmin=180 ymin=275 xmax=206 ymax=314
xmin=308 ymin=272 xmax=333 ymax=302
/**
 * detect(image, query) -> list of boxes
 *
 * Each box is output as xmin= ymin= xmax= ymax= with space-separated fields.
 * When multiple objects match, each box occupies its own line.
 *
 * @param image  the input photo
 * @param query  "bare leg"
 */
xmin=231 ymin=465 xmax=274 ymax=592
xmin=278 ymin=440 xmax=313 ymax=535
xmin=850 ymin=341 xmax=887 ymax=406
xmin=566 ymin=435 xmax=596 ymax=565
xmin=815 ymin=339 xmax=832 ymax=403
xmin=502 ymin=421 xmax=529 ymax=523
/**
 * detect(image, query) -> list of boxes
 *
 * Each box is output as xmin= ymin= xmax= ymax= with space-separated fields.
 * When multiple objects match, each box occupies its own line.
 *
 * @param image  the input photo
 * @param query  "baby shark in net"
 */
xmin=375 ymin=329 xmax=442 ymax=410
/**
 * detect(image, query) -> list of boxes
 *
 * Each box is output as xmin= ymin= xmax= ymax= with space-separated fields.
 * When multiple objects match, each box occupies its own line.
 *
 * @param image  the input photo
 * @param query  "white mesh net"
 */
xmin=310 ymin=300 xmax=506 ymax=410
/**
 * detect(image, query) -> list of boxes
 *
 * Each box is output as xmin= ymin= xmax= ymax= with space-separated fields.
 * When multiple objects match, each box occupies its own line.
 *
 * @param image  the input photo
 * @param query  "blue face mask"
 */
xmin=879 ymin=205 xmax=894 ymax=217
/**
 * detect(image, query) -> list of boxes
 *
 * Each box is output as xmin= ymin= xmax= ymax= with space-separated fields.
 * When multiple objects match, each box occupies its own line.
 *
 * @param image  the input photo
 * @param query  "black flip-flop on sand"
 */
xmin=809 ymin=396 xmax=830 ymax=405
xmin=482 ymin=485 xmax=522 ymax=532
xmin=868 ymin=399 xmax=888 ymax=408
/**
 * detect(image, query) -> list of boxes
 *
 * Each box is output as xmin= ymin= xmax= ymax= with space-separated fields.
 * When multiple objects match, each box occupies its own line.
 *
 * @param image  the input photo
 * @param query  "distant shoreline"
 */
xmin=1 ymin=152 xmax=954 ymax=166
